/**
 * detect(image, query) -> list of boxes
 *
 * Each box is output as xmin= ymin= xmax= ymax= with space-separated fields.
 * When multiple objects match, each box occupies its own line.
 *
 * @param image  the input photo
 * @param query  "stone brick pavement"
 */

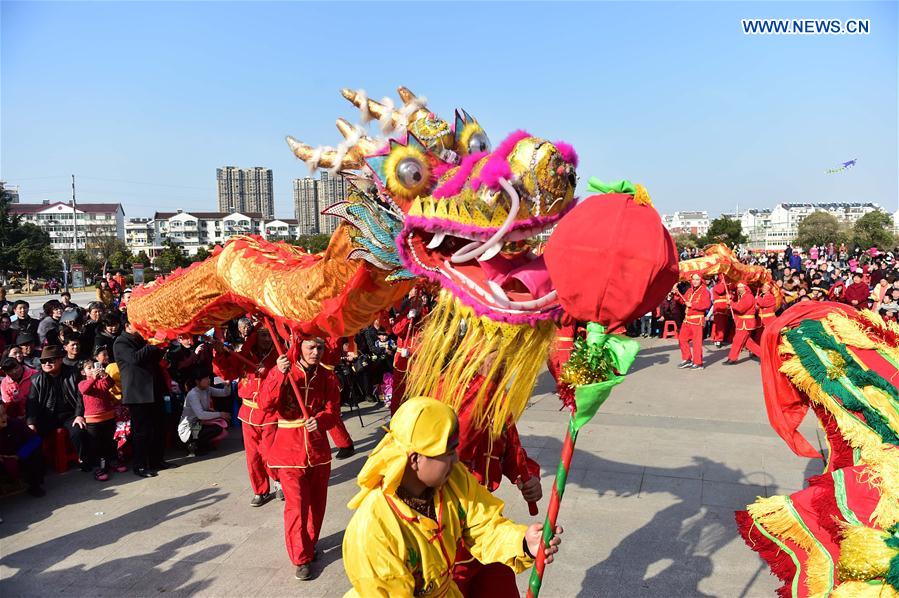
xmin=0 ymin=338 xmax=823 ymax=597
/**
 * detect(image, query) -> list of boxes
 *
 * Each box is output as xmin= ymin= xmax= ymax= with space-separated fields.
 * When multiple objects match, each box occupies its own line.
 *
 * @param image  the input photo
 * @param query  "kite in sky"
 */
xmin=826 ymin=158 xmax=857 ymax=174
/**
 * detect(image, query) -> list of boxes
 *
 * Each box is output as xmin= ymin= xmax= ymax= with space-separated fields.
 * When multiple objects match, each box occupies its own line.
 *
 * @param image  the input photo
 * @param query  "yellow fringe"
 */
xmin=837 ymin=523 xmax=894 ymax=582
xmin=832 ymin=581 xmax=899 ymax=598
xmin=779 ymin=353 xmax=899 ymax=528
xmin=406 ymin=291 xmax=555 ymax=439
xmin=747 ymin=495 xmax=833 ymax=596
xmin=826 ymin=313 xmax=879 ymax=351
xmin=861 ymin=386 xmax=899 ymax=439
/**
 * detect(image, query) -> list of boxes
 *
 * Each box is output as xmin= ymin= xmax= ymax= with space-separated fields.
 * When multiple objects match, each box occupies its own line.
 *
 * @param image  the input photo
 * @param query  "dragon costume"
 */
xmin=679 ymin=243 xmax=783 ymax=309
xmin=737 ymin=302 xmax=899 ymax=598
xmin=128 ymin=86 xmax=582 ymax=436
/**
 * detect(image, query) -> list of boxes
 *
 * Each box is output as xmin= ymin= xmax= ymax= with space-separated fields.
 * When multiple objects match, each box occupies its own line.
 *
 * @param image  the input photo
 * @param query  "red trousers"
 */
xmin=327 ymin=417 xmax=353 ymax=449
xmin=728 ymin=329 xmax=761 ymax=361
xmin=453 ymin=546 xmax=519 ymax=598
xmin=279 ymin=464 xmax=331 ymax=566
xmin=711 ymin=312 xmax=729 ymax=342
xmin=678 ymin=322 xmax=705 ymax=365
xmin=242 ymin=424 xmax=277 ymax=495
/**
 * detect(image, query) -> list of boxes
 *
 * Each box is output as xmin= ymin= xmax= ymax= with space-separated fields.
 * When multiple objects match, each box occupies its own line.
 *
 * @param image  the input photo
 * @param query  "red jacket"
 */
xmin=844 ymin=282 xmax=870 ymax=307
xmin=712 ymin=282 xmax=729 ymax=314
xmin=259 ymin=362 xmax=340 ymax=468
xmin=731 ymin=293 xmax=757 ymax=330
xmin=757 ymin=292 xmax=777 ymax=320
xmin=77 ymin=375 xmax=118 ymax=423
xmin=455 ymin=375 xmax=539 ymax=492
xmin=679 ymin=285 xmax=711 ymax=325
xmin=215 ymin=343 xmax=279 ymax=427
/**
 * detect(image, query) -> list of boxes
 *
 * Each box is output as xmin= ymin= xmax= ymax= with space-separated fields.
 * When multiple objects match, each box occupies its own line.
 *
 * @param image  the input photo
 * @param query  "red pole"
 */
xmin=263 ymin=319 xmax=312 ymax=421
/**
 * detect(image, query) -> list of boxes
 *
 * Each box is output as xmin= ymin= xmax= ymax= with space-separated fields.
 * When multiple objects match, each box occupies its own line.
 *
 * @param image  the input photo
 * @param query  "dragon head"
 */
xmin=286 ymin=86 xmax=578 ymax=326
xmin=286 ymin=86 xmax=579 ymax=433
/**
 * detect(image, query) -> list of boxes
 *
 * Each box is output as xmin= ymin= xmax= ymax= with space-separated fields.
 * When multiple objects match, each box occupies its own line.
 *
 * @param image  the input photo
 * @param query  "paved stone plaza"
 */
xmin=0 ymin=338 xmax=822 ymax=597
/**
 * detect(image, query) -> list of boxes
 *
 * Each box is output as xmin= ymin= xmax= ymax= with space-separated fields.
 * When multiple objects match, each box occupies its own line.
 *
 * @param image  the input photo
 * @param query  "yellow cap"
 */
xmin=390 ymin=397 xmax=458 ymax=457
xmin=348 ymin=397 xmax=457 ymax=509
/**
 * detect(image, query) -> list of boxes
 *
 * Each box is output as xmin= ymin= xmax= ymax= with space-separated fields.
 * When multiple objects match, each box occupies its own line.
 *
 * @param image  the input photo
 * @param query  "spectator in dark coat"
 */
xmin=25 ymin=345 xmax=87 ymax=468
xmin=93 ymin=313 xmax=122 ymax=362
xmin=10 ymin=301 xmax=39 ymax=335
xmin=79 ymin=302 xmax=106 ymax=359
xmin=114 ymin=320 xmax=176 ymax=478
xmin=37 ymin=300 xmax=64 ymax=345
xmin=659 ymin=292 xmax=686 ymax=329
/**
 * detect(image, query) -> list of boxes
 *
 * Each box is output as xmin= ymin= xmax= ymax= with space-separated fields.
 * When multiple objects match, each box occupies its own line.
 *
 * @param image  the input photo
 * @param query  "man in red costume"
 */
xmin=213 ymin=327 xmax=280 ymax=506
xmin=389 ymin=288 xmax=428 ymax=415
xmin=710 ymin=276 xmax=730 ymax=348
xmin=260 ymin=337 xmax=341 ymax=581
xmin=320 ymin=336 xmax=355 ymax=460
xmin=756 ymin=282 xmax=777 ymax=330
xmin=844 ymin=271 xmax=870 ymax=309
xmin=450 ymin=372 xmax=543 ymax=597
xmin=677 ymin=274 xmax=711 ymax=370
xmin=723 ymin=283 xmax=760 ymax=364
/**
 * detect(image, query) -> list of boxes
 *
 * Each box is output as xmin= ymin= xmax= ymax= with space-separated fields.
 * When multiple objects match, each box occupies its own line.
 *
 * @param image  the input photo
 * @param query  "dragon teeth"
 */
xmin=426 ymin=232 xmax=446 ymax=249
xmin=477 ymin=242 xmax=503 ymax=262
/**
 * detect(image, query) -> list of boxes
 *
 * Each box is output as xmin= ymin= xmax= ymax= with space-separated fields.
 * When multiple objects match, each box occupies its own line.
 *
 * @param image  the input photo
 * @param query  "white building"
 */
xmin=125 ymin=218 xmax=155 ymax=252
xmin=663 ymin=211 xmax=710 ymax=237
xmin=11 ymin=201 xmax=125 ymax=250
xmin=739 ymin=209 xmax=772 ymax=250
xmin=153 ymin=210 xmax=265 ymax=256
xmin=262 ymin=218 xmax=300 ymax=241
xmin=760 ymin=202 xmax=882 ymax=250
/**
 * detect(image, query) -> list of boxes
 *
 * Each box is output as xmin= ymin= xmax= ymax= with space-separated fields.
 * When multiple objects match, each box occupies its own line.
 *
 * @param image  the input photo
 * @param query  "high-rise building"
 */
xmin=317 ymin=171 xmax=347 ymax=235
xmin=293 ymin=177 xmax=319 ymax=235
xmin=216 ymin=166 xmax=274 ymax=218
xmin=292 ymin=172 xmax=348 ymax=236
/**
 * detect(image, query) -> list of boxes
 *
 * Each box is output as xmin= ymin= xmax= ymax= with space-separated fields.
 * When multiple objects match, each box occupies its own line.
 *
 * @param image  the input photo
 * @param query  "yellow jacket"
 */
xmin=343 ymin=463 xmax=533 ymax=597
xmin=104 ymin=363 xmax=122 ymax=400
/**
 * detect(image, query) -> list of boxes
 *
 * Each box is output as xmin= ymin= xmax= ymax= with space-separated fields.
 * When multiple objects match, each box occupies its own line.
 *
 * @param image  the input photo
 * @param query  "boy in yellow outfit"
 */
xmin=343 ymin=397 xmax=562 ymax=597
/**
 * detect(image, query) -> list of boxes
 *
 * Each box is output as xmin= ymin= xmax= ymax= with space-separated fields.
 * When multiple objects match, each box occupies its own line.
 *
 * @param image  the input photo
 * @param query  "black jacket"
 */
xmin=10 ymin=316 xmax=39 ymax=335
xmin=94 ymin=330 xmax=119 ymax=362
xmin=114 ymin=331 xmax=166 ymax=405
xmin=26 ymin=366 xmax=82 ymax=432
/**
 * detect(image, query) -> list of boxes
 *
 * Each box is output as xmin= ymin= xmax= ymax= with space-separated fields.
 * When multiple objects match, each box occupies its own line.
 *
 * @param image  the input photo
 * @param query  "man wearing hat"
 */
xmin=259 ymin=336 xmax=341 ymax=581
xmin=25 ymin=346 xmax=87 ymax=466
xmin=343 ymin=397 xmax=562 ymax=596
xmin=676 ymin=274 xmax=712 ymax=370
xmin=16 ymin=332 xmax=41 ymax=370
xmin=723 ymin=283 xmax=759 ymax=365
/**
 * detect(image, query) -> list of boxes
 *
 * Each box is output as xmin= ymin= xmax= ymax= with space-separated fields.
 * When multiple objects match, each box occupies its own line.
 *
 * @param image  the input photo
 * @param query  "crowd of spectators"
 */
xmin=633 ymin=243 xmax=899 ymax=337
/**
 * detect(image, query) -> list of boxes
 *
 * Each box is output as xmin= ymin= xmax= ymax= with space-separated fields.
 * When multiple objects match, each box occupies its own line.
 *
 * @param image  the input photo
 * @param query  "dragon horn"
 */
xmin=396 ymin=86 xmax=417 ymax=105
xmin=340 ymin=88 xmax=403 ymax=129
xmin=285 ymin=136 xmax=364 ymax=171
xmin=335 ymin=118 xmax=381 ymax=157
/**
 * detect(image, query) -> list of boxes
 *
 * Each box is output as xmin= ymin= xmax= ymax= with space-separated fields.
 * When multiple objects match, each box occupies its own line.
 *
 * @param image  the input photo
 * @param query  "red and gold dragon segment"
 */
xmin=127 ymin=86 xmax=583 ymax=433
xmin=679 ymin=243 xmax=783 ymax=309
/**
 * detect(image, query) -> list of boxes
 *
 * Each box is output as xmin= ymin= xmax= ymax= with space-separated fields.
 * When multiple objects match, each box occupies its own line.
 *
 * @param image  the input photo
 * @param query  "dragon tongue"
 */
xmin=507 ymin=255 xmax=554 ymax=298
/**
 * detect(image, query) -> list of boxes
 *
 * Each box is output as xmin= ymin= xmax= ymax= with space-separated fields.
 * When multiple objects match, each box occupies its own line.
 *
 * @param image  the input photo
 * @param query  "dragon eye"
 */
xmin=467 ymin=132 xmax=490 ymax=154
xmin=396 ymin=158 xmax=425 ymax=188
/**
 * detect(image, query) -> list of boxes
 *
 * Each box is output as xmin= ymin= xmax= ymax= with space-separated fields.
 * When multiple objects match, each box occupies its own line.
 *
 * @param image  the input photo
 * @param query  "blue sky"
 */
xmin=2 ymin=1 xmax=896 ymax=219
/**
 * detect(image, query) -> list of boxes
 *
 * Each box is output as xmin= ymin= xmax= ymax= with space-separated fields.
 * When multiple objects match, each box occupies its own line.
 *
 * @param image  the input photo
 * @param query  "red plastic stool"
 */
xmin=662 ymin=320 xmax=679 ymax=339
xmin=43 ymin=428 xmax=79 ymax=473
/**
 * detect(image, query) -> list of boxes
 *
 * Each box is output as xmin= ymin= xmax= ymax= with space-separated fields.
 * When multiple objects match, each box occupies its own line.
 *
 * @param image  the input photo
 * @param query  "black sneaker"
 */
xmin=294 ymin=564 xmax=312 ymax=580
xmin=277 ymin=488 xmax=285 ymax=501
xmin=335 ymin=446 xmax=355 ymax=460
xmin=722 ymin=360 xmax=737 ymax=366
xmin=250 ymin=493 xmax=272 ymax=507
xmin=677 ymin=360 xmax=693 ymax=369
xmin=187 ymin=442 xmax=198 ymax=458
xmin=690 ymin=364 xmax=705 ymax=370
xmin=152 ymin=461 xmax=179 ymax=470
xmin=134 ymin=468 xmax=158 ymax=478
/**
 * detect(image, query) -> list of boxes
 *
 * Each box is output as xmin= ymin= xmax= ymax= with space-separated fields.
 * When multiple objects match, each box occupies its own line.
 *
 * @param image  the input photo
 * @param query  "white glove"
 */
xmin=408 ymin=309 xmax=417 ymax=319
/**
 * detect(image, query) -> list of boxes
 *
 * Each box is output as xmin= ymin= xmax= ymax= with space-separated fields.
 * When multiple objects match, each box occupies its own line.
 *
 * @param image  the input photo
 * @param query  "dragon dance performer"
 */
xmin=259 ymin=336 xmax=341 ymax=581
xmin=212 ymin=327 xmax=280 ymax=506
xmin=710 ymin=275 xmax=730 ymax=348
xmin=343 ymin=397 xmax=561 ymax=597
xmin=723 ymin=282 xmax=760 ymax=365
xmin=320 ymin=336 xmax=356 ymax=460
xmin=755 ymin=282 xmax=777 ymax=330
xmin=451 ymin=371 xmax=542 ymax=597
xmin=390 ymin=288 xmax=428 ymax=415
xmin=676 ymin=274 xmax=711 ymax=370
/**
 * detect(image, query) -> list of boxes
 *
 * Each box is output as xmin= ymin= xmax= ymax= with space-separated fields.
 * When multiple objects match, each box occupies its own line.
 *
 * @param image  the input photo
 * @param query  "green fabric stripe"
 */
xmin=784 ymin=496 xmax=834 ymax=595
xmin=786 ymin=321 xmax=899 ymax=446
xmin=831 ymin=469 xmax=863 ymax=527
xmin=752 ymin=520 xmax=802 ymax=597
xmin=877 ymin=348 xmax=899 ymax=372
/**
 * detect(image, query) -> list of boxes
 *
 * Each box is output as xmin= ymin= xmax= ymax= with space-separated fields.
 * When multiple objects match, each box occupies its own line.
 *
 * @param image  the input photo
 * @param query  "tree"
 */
xmin=850 ymin=211 xmax=896 ymax=250
xmin=191 ymin=247 xmax=212 ymax=263
xmin=154 ymin=240 xmax=190 ymax=273
xmin=85 ymin=234 xmax=130 ymax=273
xmin=289 ymin=234 xmax=331 ymax=254
xmin=701 ymin=216 xmax=747 ymax=247
xmin=795 ymin=212 xmax=846 ymax=249
xmin=133 ymin=250 xmax=151 ymax=266
xmin=673 ymin=232 xmax=700 ymax=251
